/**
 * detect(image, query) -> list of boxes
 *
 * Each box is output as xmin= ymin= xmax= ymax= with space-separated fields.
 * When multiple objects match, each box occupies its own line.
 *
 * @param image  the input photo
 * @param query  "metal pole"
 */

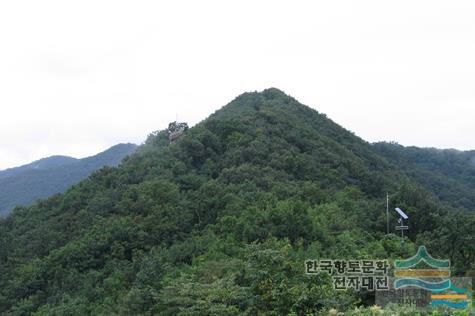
xmin=400 ymin=218 xmax=404 ymax=239
xmin=386 ymin=193 xmax=389 ymax=234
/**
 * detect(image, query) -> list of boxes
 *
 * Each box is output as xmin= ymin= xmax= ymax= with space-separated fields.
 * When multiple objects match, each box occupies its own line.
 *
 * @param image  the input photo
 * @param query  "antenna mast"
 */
xmin=394 ymin=207 xmax=409 ymax=243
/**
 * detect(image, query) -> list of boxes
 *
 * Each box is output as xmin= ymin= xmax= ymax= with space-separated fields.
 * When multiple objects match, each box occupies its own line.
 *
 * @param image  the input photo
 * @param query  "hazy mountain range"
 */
xmin=0 ymin=143 xmax=137 ymax=215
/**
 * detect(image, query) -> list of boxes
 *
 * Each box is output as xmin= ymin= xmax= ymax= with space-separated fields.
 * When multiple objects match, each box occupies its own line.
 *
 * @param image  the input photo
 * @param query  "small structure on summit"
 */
xmin=168 ymin=121 xmax=188 ymax=144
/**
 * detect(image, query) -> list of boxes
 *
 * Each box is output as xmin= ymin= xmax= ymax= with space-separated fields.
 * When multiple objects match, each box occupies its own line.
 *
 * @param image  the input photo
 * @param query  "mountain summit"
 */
xmin=0 ymin=89 xmax=473 ymax=314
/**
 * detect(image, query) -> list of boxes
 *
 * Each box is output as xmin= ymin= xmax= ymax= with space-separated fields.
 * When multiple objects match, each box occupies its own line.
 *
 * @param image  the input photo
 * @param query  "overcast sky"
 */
xmin=1 ymin=1 xmax=474 ymax=170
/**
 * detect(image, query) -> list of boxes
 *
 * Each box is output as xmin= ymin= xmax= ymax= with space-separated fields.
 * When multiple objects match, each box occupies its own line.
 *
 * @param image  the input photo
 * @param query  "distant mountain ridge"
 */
xmin=0 ymin=143 xmax=137 ymax=215
xmin=0 ymin=156 xmax=78 ymax=179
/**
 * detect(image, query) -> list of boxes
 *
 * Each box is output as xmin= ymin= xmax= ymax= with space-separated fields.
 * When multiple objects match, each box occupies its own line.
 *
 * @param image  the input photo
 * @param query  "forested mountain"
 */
xmin=0 ymin=143 xmax=137 ymax=216
xmin=0 ymin=89 xmax=473 ymax=315
xmin=373 ymin=142 xmax=475 ymax=211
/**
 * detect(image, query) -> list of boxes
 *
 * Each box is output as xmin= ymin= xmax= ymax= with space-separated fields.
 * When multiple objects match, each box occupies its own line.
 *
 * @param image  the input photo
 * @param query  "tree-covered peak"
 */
xmin=0 ymin=90 xmax=474 ymax=314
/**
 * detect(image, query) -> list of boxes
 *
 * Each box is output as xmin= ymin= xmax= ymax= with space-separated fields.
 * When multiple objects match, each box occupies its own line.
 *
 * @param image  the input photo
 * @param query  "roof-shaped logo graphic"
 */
xmin=394 ymin=246 xmax=450 ymax=269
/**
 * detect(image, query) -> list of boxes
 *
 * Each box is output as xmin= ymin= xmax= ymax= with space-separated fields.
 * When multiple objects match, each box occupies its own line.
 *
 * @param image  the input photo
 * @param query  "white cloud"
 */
xmin=1 ymin=0 xmax=475 ymax=169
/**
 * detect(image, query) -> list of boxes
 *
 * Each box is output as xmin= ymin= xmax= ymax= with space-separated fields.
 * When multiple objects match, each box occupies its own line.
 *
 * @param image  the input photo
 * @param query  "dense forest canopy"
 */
xmin=373 ymin=142 xmax=475 ymax=210
xmin=0 ymin=88 xmax=473 ymax=315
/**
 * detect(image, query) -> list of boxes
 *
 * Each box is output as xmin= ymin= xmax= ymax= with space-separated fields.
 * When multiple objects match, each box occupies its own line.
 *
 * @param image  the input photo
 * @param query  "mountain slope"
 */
xmin=0 ymin=89 xmax=473 ymax=314
xmin=0 ymin=143 xmax=138 ymax=215
xmin=374 ymin=142 xmax=475 ymax=210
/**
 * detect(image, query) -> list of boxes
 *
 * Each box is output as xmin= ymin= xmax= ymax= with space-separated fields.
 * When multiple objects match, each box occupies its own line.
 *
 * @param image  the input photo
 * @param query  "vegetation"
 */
xmin=0 ymin=89 xmax=473 ymax=315
xmin=374 ymin=142 xmax=475 ymax=210
xmin=0 ymin=143 xmax=137 ymax=216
